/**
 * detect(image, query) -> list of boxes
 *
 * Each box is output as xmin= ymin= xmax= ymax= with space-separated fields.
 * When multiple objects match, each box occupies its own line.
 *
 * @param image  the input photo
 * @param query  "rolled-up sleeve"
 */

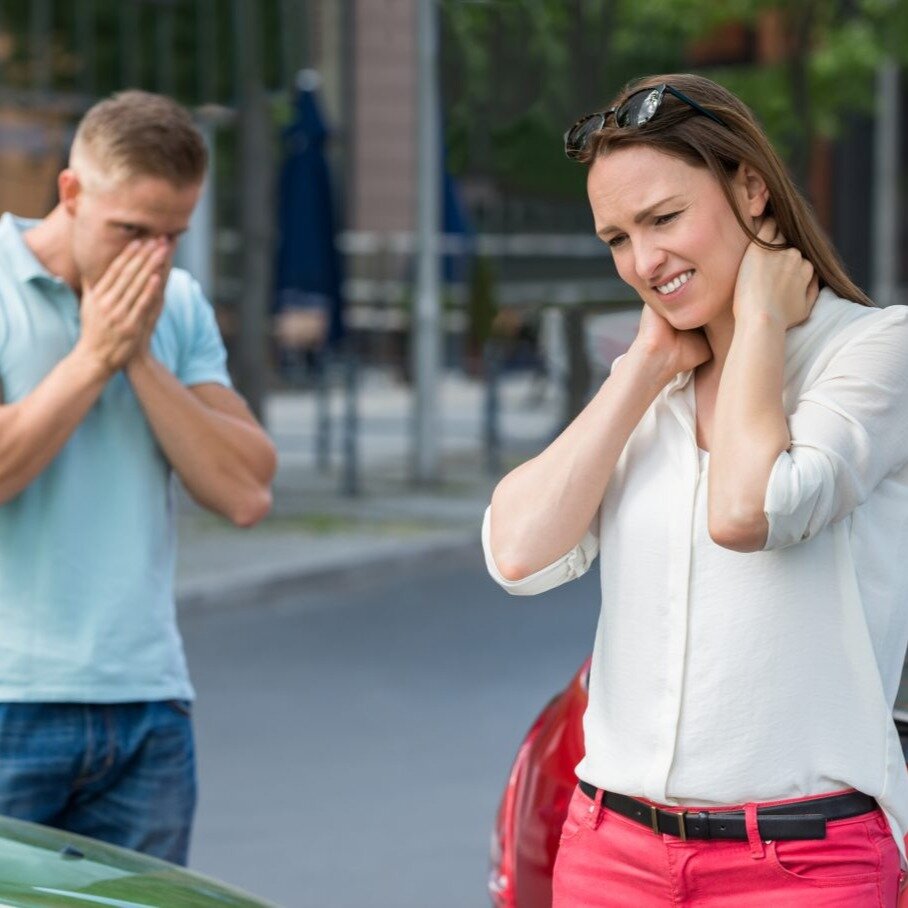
xmin=764 ymin=308 xmax=908 ymax=550
xmin=481 ymin=506 xmax=599 ymax=595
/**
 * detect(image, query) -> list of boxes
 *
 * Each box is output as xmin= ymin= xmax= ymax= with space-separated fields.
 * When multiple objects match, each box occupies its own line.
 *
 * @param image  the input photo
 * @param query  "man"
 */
xmin=0 ymin=91 xmax=276 ymax=865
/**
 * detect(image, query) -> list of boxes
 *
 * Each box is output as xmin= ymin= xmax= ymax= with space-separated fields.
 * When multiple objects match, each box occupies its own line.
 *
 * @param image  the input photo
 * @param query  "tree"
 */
xmin=441 ymin=0 xmax=907 ymax=200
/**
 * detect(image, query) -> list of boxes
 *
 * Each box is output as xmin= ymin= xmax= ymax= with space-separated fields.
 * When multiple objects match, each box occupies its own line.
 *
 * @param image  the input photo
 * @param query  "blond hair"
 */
xmin=576 ymin=74 xmax=872 ymax=307
xmin=70 ymin=90 xmax=208 ymax=189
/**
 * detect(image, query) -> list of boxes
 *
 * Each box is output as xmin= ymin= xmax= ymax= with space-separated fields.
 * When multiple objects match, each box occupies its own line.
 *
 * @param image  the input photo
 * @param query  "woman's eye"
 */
xmin=654 ymin=211 xmax=680 ymax=226
xmin=607 ymin=234 xmax=627 ymax=249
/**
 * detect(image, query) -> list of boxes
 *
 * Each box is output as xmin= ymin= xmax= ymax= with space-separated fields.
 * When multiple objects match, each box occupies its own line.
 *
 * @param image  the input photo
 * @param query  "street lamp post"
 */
xmin=233 ymin=0 xmax=273 ymax=420
xmin=873 ymin=61 xmax=901 ymax=308
xmin=412 ymin=0 xmax=442 ymax=485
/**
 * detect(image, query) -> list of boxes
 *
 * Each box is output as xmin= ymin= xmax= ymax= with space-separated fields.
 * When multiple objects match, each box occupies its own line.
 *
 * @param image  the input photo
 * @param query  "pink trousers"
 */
xmin=553 ymin=784 xmax=903 ymax=907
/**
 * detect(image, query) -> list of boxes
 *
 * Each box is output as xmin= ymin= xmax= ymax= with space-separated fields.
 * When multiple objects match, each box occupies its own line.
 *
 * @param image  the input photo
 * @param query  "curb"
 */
xmin=176 ymin=532 xmax=481 ymax=614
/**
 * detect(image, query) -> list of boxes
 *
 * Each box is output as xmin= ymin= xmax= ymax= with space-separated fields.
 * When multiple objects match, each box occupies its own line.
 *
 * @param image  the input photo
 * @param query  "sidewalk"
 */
xmin=175 ymin=369 xmax=561 ymax=610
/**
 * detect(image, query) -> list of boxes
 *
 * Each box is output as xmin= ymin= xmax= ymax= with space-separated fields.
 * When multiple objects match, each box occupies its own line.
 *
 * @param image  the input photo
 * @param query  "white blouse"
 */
xmin=483 ymin=290 xmax=908 ymax=856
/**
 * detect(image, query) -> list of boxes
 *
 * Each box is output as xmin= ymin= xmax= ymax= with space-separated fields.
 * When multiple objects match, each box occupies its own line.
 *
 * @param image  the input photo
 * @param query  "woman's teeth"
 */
xmin=656 ymin=270 xmax=693 ymax=295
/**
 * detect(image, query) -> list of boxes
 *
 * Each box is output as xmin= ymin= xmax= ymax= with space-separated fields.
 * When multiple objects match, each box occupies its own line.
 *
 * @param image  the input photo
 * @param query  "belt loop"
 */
xmin=649 ymin=804 xmax=660 ymax=835
xmin=677 ymin=810 xmax=687 ymax=842
xmin=744 ymin=804 xmax=765 ymax=860
xmin=588 ymin=788 xmax=604 ymax=831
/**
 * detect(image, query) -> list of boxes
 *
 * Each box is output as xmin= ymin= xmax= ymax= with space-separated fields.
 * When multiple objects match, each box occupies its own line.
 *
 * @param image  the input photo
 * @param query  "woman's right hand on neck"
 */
xmin=628 ymin=303 xmax=713 ymax=382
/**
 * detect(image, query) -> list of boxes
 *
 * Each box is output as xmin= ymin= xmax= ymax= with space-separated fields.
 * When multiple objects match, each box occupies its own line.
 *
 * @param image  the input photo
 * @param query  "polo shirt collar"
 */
xmin=0 ymin=212 xmax=57 ymax=284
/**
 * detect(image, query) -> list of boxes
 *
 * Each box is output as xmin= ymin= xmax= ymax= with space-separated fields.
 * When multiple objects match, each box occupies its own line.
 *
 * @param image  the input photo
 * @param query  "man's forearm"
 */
xmin=0 ymin=346 xmax=109 ymax=503
xmin=126 ymin=353 xmax=275 ymax=526
xmin=709 ymin=312 xmax=790 ymax=551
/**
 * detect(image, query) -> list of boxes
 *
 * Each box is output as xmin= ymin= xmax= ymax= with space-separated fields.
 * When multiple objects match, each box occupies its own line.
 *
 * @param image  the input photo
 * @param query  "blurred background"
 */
xmin=0 ymin=1 xmax=904 ymax=905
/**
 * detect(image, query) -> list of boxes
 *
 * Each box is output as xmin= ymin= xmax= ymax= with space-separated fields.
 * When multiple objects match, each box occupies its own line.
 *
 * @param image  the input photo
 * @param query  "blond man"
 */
xmin=0 ymin=91 xmax=276 ymax=864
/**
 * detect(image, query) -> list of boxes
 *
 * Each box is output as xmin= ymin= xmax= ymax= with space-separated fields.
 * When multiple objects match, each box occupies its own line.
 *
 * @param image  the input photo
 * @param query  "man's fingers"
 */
xmin=111 ymin=244 xmax=168 ymax=318
xmin=107 ymin=244 xmax=160 ymax=314
xmin=99 ymin=243 xmax=154 ymax=313
xmin=123 ymin=273 xmax=162 ymax=332
xmin=91 ymin=240 xmax=145 ymax=298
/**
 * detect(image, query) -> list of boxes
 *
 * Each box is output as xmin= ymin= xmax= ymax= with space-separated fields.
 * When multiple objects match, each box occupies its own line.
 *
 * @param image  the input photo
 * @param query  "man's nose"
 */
xmin=151 ymin=237 xmax=178 ymax=267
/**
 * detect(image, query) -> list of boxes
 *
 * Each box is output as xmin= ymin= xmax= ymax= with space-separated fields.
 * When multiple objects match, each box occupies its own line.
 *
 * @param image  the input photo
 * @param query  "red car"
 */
xmin=489 ymin=658 xmax=908 ymax=908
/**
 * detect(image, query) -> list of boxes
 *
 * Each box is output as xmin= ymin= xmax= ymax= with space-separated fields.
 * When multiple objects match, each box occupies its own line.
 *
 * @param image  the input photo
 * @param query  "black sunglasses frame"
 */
xmin=564 ymin=83 xmax=728 ymax=160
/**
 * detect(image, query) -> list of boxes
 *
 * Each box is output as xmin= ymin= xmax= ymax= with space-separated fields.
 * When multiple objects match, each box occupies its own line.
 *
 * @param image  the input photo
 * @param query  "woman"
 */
xmin=482 ymin=74 xmax=908 ymax=906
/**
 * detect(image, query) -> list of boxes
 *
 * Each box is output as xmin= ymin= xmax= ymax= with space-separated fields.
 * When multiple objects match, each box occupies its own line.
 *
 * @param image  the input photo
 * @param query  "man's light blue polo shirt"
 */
xmin=0 ymin=213 xmax=231 ymax=702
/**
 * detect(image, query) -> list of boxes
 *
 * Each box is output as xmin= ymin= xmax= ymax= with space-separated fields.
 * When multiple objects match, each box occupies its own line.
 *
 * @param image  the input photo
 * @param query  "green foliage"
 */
xmin=701 ymin=65 xmax=801 ymax=155
xmin=441 ymin=0 xmax=905 ymax=199
xmin=859 ymin=0 xmax=908 ymax=60
xmin=442 ymin=0 xmax=693 ymax=196
xmin=489 ymin=107 xmax=586 ymax=195
xmin=0 ymin=0 xmax=290 ymax=105
xmin=809 ymin=17 xmax=879 ymax=136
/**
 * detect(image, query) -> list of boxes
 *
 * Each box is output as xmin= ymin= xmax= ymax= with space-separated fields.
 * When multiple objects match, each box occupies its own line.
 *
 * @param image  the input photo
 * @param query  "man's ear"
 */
xmin=58 ymin=169 xmax=81 ymax=217
xmin=735 ymin=163 xmax=769 ymax=219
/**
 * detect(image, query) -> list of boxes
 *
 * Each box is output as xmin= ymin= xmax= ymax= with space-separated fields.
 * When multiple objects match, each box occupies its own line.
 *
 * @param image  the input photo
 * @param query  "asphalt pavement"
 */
xmin=175 ymin=369 xmax=561 ymax=612
xmin=173 ymin=367 xmax=572 ymax=905
xmin=184 ymin=548 xmax=600 ymax=907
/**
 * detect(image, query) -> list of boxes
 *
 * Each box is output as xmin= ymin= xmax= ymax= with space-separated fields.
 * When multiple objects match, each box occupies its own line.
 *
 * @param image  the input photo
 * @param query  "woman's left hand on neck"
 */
xmin=732 ymin=218 xmax=820 ymax=330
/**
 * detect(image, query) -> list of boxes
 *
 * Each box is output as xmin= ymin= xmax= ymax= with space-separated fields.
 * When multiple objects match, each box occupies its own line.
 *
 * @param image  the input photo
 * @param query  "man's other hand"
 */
xmin=76 ymin=239 xmax=168 ymax=378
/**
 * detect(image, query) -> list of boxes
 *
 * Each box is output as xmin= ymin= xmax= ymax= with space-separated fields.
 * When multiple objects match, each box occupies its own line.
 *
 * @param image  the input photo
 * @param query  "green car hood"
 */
xmin=0 ymin=816 xmax=275 ymax=908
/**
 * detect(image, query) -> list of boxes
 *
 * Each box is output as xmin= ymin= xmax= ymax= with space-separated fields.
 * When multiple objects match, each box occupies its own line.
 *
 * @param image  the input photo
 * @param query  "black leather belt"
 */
xmin=578 ymin=781 xmax=878 ymax=841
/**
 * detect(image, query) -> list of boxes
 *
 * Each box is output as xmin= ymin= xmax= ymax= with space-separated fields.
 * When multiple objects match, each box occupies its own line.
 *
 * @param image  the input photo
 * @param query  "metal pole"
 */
xmin=315 ymin=353 xmax=331 ymax=473
xmin=873 ymin=61 xmax=900 ymax=308
xmin=279 ymin=0 xmax=304 ymax=90
xmin=341 ymin=347 xmax=360 ymax=496
xmin=174 ymin=121 xmax=215 ymax=298
xmin=232 ymin=0 xmax=273 ymax=419
xmin=156 ymin=2 xmax=175 ymax=96
xmin=412 ymin=0 xmax=441 ymax=484
xmin=197 ymin=0 xmax=216 ymax=104
xmin=119 ymin=0 xmax=140 ymax=88
xmin=75 ymin=0 xmax=96 ymax=98
xmin=563 ymin=304 xmax=590 ymax=425
xmin=483 ymin=341 xmax=501 ymax=476
xmin=29 ymin=0 xmax=52 ymax=93
xmin=0 ymin=3 xmax=6 ymax=86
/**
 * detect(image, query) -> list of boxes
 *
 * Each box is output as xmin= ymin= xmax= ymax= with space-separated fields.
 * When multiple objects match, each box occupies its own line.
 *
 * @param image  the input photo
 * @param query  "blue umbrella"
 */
xmin=274 ymin=72 xmax=345 ymax=355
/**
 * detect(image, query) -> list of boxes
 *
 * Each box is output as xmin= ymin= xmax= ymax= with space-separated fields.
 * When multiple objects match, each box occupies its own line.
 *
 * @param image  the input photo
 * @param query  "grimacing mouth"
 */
xmin=654 ymin=269 xmax=694 ymax=295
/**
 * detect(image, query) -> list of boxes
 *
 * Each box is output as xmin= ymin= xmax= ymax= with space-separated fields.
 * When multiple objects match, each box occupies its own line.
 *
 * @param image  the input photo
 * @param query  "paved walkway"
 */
xmin=175 ymin=369 xmax=561 ymax=609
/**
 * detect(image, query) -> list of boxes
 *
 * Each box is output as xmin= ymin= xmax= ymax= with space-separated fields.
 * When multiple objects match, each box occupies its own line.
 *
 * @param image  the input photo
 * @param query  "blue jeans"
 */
xmin=0 ymin=701 xmax=196 ymax=865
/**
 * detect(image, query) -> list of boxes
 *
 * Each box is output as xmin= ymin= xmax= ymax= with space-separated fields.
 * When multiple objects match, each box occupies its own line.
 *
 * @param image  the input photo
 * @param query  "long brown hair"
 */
xmin=575 ymin=73 xmax=872 ymax=306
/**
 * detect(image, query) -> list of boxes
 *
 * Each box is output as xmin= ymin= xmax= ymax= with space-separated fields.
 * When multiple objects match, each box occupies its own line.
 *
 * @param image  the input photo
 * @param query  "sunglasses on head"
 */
xmin=564 ymin=83 xmax=728 ymax=160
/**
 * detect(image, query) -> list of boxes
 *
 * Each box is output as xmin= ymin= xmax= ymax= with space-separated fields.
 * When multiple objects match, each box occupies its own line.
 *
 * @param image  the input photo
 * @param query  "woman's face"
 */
xmin=587 ymin=145 xmax=765 ymax=331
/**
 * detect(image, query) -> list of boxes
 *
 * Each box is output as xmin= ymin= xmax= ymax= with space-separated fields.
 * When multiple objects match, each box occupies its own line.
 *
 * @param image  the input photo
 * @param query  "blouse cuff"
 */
xmin=481 ymin=507 xmax=598 ymax=596
xmin=762 ymin=446 xmax=831 ymax=550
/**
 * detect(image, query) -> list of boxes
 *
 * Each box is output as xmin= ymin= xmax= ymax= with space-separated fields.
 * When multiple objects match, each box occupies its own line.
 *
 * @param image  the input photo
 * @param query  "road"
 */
xmin=183 ymin=546 xmax=599 ymax=908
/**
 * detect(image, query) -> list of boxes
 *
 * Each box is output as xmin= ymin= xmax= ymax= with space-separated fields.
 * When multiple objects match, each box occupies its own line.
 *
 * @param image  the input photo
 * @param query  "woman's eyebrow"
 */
xmin=597 ymin=195 xmax=686 ymax=236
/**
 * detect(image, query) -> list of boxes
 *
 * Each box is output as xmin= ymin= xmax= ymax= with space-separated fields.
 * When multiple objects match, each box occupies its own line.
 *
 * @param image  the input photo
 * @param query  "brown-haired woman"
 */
xmin=482 ymin=73 xmax=908 ymax=906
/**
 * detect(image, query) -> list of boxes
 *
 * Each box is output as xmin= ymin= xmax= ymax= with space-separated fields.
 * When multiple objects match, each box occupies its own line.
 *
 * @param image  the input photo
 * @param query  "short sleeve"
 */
xmin=481 ymin=506 xmax=599 ymax=596
xmin=176 ymin=278 xmax=232 ymax=389
xmin=763 ymin=307 xmax=908 ymax=550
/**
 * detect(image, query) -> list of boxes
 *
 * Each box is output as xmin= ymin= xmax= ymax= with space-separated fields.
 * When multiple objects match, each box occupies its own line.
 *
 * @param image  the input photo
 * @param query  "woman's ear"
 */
xmin=735 ymin=163 xmax=769 ymax=219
